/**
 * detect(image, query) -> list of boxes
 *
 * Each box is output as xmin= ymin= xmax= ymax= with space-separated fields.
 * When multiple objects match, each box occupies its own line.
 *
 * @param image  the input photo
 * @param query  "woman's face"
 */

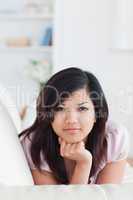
xmin=51 ymin=88 xmax=96 ymax=143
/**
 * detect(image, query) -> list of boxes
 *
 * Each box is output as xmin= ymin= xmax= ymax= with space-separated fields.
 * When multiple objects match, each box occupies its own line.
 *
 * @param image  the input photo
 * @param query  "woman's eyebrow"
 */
xmin=78 ymin=102 xmax=89 ymax=106
xmin=59 ymin=101 xmax=89 ymax=106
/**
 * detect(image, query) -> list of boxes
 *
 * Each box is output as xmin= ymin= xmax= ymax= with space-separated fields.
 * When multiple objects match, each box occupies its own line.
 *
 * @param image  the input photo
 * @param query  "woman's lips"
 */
xmin=63 ymin=128 xmax=80 ymax=133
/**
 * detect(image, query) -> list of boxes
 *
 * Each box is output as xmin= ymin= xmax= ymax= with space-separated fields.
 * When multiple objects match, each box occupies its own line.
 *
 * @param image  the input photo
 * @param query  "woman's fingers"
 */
xmin=60 ymin=139 xmax=66 ymax=156
xmin=58 ymin=138 xmax=89 ymax=162
xmin=58 ymin=137 xmax=61 ymax=144
xmin=64 ymin=143 xmax=71 ymax=156
xmin=69 ymin=143 xmax=77 ymax=154
xmin=59 ymin=137 xmax=73 ymax=157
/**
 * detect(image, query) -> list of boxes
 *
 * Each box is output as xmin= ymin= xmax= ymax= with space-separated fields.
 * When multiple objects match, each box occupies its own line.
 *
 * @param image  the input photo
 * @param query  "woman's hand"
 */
xmin=58 ymin=137 xmax=92 ymax=165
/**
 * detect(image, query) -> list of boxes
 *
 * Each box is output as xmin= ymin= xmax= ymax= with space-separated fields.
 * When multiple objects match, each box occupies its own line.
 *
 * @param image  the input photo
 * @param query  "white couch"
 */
xmin=0 ymin=86 xmax=133 ymax=199
xmin=0 ymin=183 xmax=133 ymax=200
xmin=0 ymin=100 xmax=33 ymax=185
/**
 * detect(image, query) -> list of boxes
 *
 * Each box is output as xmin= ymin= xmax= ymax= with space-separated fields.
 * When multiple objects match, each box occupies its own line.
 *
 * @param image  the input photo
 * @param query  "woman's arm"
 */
xmin=59 ymin=138 xmax=92 ymax=184
xmin=31 ymin=139 xmax=93 ymax=185
xmin=70 ymin=161 xmax=92 ymax=184
xmin=96 ymin=159 xmax=127 ymax=184
xmin=31 ymin=162 xmax=92 ymax=185
xmin=31 ymin=170 xmax=58 ymax=185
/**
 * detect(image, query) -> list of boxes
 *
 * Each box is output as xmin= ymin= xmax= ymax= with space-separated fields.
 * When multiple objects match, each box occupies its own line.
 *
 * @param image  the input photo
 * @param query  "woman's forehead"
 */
xmin=60 ymin=89 xmax=91 ymax=105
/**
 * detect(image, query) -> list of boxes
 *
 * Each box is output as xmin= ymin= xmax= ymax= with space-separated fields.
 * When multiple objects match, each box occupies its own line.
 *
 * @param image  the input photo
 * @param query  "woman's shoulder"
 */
xmin=19 ymin=131 xmax=34 ymax=143
xmin=105 ymin=119 xmax=124 ymax=134
xmin=105 ymin=119 xmax=129 ymax=139
xmin=19 ymin=131 xmax=35 ymax=152
xmin=105 ymin=119 xmax=129 ymax=162
xmin=19 ymin=132 xmax=36 ymax=168
xmin=19 ymin=131 xmax=51 ymax=172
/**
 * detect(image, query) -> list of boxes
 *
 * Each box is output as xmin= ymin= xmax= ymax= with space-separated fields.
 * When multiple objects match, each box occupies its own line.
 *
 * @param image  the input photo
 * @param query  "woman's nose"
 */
xmin=65 ymin=110 xmax=79 ymax=123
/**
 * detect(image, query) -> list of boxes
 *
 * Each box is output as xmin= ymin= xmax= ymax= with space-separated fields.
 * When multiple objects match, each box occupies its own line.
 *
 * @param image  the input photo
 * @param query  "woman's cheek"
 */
xmin=51 ymin=116 xmax=64 ymax=133
xmin=81 ymin=115 xmax=95 ymax=131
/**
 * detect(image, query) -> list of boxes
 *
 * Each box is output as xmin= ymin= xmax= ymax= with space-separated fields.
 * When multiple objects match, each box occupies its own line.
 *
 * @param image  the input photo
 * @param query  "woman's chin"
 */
xmin=63 ymin=137 xmax=84 ymax=144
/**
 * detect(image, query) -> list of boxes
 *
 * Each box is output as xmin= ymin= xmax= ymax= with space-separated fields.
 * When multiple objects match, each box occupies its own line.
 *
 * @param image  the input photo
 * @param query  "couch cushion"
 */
xmin=101 ymin=183 xmax=133 ymax=200
xmin=0 ymin=183 xmax=132 ymax=200
xmin=0 ymin=84 xmax=21 ymax=133
xmin=0 ymin=101 xmax=33 ymax=185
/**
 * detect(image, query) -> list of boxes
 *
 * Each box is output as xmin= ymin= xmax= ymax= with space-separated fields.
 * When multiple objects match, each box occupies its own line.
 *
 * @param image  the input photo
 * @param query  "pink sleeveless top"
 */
xmin=20 ymin=120 xmax=129 ymax=184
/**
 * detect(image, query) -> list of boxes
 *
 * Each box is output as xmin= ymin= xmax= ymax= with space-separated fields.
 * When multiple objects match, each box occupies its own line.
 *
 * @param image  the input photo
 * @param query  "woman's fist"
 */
xmin=58 ymin=137 xmax=92 ymax=165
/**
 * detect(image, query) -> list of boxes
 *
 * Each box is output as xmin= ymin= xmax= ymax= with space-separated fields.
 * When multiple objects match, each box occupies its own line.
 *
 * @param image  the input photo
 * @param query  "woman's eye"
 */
xmin=54 ymin=107 xmax=64 ymax=112
xmin=78 ymin=106 xmax=89 ymax=111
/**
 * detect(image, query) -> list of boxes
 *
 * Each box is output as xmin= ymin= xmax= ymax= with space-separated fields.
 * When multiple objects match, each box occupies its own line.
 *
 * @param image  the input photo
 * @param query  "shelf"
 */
xmin=0 ymin=46 xmax=52 ymax=53
xmin=0 ymin=13 xmax=53 ymax=20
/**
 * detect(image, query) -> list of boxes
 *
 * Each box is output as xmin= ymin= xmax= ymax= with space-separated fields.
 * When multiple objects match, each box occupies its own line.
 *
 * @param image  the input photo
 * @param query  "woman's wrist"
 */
xmin=76 ymin=159 xmax=92 ymax=168
xmin=70 ymin=159 xmax=92 ymax=184
xmin=76 ymin=152 xmax=92 ymax=166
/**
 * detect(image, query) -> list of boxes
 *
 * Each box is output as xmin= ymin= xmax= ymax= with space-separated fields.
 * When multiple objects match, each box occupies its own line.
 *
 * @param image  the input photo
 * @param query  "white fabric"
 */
xmin=0 ymin=183 xmax=132 ymax=199
xmin=123 ymin=163 xmax=133 ymax=183
xmin=0 ymin=83 xmax=21 ymax=133
xmin=100 ymin=183 xmax=133 ymax=200
xmin=21 ymin=100 xmax=36 ymax=130
xmin=106 ymin=120 xmax=130 ymax=162
xmin=0 ymin=101 xmax=34 ymax=185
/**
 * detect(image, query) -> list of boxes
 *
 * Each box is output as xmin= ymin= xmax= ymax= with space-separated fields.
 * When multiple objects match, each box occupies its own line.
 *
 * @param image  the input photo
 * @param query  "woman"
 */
xmin=19 ymin=67 xmax=129 ymax=184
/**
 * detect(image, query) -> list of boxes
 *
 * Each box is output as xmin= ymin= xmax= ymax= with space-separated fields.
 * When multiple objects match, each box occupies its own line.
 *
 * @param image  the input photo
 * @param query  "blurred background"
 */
xmin=0 ymin=0 xmax=133 ymax=159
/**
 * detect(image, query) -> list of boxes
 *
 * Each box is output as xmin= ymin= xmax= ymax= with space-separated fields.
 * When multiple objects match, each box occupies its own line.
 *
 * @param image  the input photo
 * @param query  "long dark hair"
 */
xmin=19 ymin=67 xmax=109 ymax=184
